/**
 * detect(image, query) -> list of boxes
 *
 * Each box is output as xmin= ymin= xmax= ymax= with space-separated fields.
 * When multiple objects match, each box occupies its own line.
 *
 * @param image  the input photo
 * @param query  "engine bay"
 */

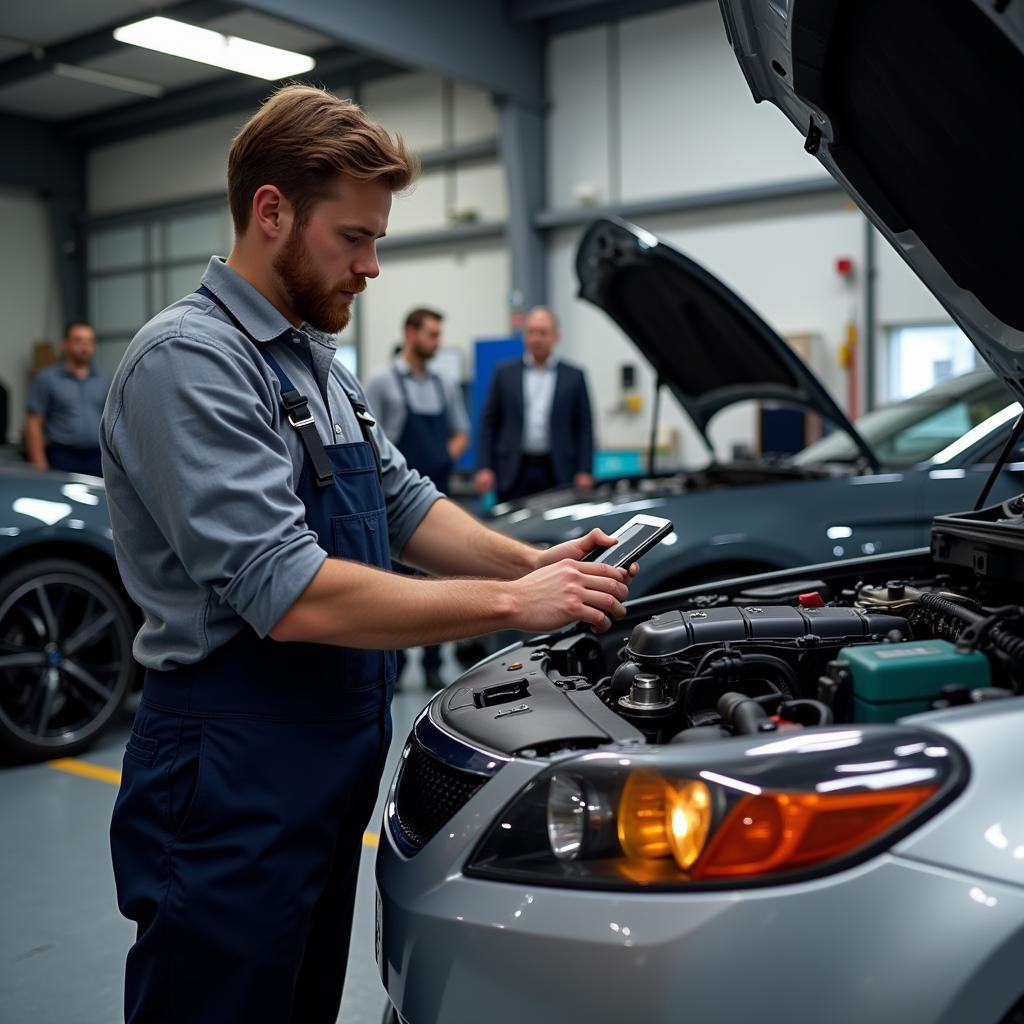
xmin=438 ymin=501 xmax=1024 ymax=757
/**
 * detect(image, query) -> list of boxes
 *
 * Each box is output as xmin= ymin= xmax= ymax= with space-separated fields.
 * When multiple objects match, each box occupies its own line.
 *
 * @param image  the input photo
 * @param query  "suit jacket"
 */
xmin=477 ymin=358 xmax=594 ymax=495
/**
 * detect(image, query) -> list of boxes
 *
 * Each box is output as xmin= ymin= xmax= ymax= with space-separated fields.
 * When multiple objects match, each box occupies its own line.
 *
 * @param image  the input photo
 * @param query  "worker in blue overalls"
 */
xmin=364 ymin=307 xmax=470 ymax=690
xmin=100 ymin=84 xmax=634 ymax=1024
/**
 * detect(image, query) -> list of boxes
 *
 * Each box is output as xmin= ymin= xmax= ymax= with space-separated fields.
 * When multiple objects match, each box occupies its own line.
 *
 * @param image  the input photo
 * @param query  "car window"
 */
xmin=792 ymin=373 xmax=1012 ymax=468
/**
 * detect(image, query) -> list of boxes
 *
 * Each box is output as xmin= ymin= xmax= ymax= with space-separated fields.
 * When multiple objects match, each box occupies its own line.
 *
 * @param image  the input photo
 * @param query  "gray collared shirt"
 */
xmin=27 ymin=361 xmax=110 ymax=448
xmin=363 ymin=356 xmax=469 ymax=444
xmin=100 ymin=257 xmax=441 ymax=670
xmin=522 ymin=354 xmax=559 ymax=454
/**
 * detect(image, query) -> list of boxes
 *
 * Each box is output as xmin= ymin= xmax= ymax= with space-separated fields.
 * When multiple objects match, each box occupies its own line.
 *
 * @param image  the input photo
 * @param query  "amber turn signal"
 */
xmin=691 ymin=786 xmax=938 ymax=878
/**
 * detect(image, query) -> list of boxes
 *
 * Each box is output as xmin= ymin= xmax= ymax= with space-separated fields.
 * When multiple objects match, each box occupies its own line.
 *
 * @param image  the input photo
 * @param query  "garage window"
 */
xmin=884 ymin=323 xmax=977 ymax=402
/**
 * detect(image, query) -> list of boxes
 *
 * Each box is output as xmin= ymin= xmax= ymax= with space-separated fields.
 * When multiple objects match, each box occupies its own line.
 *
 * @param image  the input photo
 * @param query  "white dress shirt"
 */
xmin=521 ymin=354 xmax=558 ymax=454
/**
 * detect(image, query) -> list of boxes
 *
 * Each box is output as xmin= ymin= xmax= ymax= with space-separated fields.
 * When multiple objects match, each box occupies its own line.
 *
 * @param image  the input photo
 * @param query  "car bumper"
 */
xmin=378 ymin=805 xmax=1024 ymax=1024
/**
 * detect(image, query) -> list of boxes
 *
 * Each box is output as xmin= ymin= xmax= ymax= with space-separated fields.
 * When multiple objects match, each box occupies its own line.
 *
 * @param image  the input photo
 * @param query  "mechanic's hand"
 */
xmin=474 ymin=468 xmax=496 ymax=495
xmin=535 ymin=527 xmax=640 ymax=578
xmin=510 ymin=558 xmax=630 ymax=634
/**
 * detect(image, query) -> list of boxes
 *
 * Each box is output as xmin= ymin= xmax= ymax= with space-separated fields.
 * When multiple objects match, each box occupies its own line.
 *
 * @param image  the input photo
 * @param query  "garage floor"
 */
xmin=0 ymin=650 xmax=450 ymax=1023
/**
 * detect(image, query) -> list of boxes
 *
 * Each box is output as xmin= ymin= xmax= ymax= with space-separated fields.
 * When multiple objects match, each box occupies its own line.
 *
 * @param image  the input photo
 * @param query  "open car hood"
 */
xmin=576 ymin=217 xmax=878 ymax=465
xmin=719 ymin=0 xmax=1024 ymax=402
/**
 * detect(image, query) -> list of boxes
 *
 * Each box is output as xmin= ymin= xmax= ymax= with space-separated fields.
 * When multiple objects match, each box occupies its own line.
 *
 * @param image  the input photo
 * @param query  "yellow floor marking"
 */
xmin=49 ymin=758 xmax=122 ymax=785
xmin=47 ymin=757 xmax=381 ymax=848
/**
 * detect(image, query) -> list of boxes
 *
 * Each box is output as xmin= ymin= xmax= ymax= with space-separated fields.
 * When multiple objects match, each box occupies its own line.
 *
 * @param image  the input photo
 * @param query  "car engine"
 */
xmin=434 ymin=500 xmax=1024 ymax=756
xmin=587 ymin=575 xmax=1023 ymax=743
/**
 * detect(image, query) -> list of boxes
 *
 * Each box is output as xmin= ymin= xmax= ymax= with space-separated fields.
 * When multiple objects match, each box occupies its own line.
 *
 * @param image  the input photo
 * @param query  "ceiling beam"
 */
xmin=0 ymin=0 xmax=237 ymax=90
xmin=61 ymin=49 xmax=396 ymax=146
xmin=0 ymin=111 xmax=83 ymax=194
xmin=240 ymin=0 xmax=544 ymax=108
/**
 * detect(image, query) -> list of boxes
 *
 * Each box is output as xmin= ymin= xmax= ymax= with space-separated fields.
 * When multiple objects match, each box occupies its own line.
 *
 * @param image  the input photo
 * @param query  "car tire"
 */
xmin=0 ymin=558 xmax=137 ymax=761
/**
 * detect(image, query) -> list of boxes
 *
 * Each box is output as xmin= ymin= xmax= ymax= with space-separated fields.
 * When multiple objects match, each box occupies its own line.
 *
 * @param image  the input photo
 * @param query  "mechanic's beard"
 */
xmin=274 ymin=226 xmax=362 ymax=334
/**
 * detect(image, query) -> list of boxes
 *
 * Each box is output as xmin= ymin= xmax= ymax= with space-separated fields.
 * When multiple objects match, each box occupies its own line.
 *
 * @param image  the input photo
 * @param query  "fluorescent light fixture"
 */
xmin=113 ymin=16 xmax=316 ymax=81
xmin=53 ymin=62 xmax=165 ymax=98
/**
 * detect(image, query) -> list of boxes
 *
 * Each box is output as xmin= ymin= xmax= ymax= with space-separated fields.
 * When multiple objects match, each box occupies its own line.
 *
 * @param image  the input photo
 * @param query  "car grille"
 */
xmin=394 ymin=738 xmax=488 ymax=851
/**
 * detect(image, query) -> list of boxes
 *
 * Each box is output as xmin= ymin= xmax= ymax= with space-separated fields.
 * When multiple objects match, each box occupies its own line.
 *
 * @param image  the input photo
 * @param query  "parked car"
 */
xmin=0 ymin=464 xmax=139 ymax=760
xmin=376 ymin=3 xmax=1024 ymax=1022
xmin=454 ymin=218 xmax=1021 ymax=669
xmin=488 ymin=217 xmax=1022 ymax=601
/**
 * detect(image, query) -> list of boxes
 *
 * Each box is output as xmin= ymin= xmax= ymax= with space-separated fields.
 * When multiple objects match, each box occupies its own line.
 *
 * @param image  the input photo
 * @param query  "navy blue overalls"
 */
xmin=392 ymin=368 xmax=451 ymax=677
xmin=393 ymin=367 xmax=452 ymax=493
xmin=110 ymin=287 xmax=395 ymax=1024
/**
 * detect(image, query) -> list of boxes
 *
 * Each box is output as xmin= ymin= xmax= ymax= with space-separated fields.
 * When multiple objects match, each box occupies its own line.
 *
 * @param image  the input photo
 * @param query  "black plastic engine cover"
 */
xmin=626 ymin=605 xmax=909 ymax=659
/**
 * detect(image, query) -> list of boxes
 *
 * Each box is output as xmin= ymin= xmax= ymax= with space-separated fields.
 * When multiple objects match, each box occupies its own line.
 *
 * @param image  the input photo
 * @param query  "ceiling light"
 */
xmin=53 ymin=63 xmax=165 ymax=98
xmin=113 ymin=16 xmax=316 ymax=81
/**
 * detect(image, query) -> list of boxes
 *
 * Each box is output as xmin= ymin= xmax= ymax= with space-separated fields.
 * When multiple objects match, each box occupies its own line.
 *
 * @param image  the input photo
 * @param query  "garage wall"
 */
xmin=84 ymin=74 xmax=509 ymax=384
xmin=545 ymin=0 xmax=957 ymax=465
xmin=0 ymin=189 xmax=63 ymax=444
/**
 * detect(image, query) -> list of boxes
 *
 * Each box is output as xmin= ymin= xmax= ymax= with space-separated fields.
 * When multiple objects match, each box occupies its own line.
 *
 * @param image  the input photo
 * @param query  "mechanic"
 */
xmin=101 ymin=84 xmax=633 ymax=1024
xmin=25 ymin=321 xmax=109 ymax=475
xmin=364 ymin=306 xmax=470 ymax=690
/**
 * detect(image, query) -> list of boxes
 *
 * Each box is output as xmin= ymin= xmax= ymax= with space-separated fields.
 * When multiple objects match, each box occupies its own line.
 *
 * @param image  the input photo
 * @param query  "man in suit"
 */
xmin=474 ymin=306 xmax=594 ymax=504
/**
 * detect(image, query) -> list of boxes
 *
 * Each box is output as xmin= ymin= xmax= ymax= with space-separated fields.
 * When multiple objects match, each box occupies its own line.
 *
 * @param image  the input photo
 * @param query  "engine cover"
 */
xmin=626 ymin=605 xmax=909 ymax=660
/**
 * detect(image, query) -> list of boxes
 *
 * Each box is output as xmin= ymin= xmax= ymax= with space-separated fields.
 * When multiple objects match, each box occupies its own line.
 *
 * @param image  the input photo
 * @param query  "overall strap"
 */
xmin=394 ymin=365 xmax=447 ymax=413
xmin=196 ymin=284 xmax=334 ymax=487
xmin=345 ymin=391 xmax=384 ymax=483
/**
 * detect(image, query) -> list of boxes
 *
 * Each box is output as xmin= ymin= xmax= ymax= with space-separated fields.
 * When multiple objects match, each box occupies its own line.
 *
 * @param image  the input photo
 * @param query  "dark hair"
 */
xmin=228 ymin=84 xmax=418 ymax=233
xmin=404 ymin=307 xmax=444 ymax=331
xmin=63 ymin=321 xmax=94 ymax=339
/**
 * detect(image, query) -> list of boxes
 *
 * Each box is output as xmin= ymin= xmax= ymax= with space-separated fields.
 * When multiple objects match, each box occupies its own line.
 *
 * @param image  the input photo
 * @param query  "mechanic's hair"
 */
xmin=228 ymin=84 xmax=418 ymax=233
xmin=63 ymin=321 xmax=94 ymax=339
xmin=404 ymin=307 xmax=444 ymax=331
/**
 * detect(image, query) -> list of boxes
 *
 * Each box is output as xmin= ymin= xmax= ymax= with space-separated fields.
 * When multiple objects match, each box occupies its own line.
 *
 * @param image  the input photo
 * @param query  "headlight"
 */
xmin=466 ymin=727 xmax=966 ymax=890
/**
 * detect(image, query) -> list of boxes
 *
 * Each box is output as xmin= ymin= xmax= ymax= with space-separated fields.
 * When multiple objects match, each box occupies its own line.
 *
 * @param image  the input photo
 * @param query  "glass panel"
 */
xmin=166 ymin=210 xmax=228 ymax=260
xmin=95 ymin=339 xmax=132 ymax=376
xmin=165 ymin=262 xmax=210 ymax=304
xmin=148 ymin=270 xmax=163 ymax=315
xmin=148 ymin=221 xmax=163 ymax=263
xmin=88 ymin=225 xmax=146 ymax=271
xmin=885 ymin=324 xmax=978 ymax=401
xmin=793 ymin=371 xmax=1008 ymax=468
xmin=90 ymin=273 xmax=148 ymax=335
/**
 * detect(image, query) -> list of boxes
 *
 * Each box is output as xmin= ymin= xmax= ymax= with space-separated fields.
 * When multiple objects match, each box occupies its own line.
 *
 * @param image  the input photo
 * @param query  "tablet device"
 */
xmin=582 ymin=513 xmax=673 ymax=570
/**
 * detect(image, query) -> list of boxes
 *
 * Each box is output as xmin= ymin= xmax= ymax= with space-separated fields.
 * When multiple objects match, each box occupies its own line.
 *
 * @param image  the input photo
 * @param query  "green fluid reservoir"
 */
xmin=838 ymin=638 xmax=990 ymax=723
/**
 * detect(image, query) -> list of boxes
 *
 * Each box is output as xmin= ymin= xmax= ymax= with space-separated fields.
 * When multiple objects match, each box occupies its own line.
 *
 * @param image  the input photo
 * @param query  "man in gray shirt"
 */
xmin=364 ymin=306 xmax=470 ymax=689
xmin=26 ymin=321 xmax=109 ymax=476
xmin=102 ymin=84 xmax=632 ymax=1024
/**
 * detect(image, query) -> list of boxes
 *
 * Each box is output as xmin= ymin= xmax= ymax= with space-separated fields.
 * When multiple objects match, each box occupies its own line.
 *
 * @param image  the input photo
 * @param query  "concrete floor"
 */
xmin=0 ymin=650 xmax=451 ymax=1023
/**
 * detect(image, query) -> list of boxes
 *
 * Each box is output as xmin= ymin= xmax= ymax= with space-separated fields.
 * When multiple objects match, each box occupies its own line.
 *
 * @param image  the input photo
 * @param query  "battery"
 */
xmin=837 ymin=638 xmax=990 ymax=722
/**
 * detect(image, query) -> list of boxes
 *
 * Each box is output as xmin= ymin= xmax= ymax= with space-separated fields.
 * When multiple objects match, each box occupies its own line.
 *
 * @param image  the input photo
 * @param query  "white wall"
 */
xmin=0 ymin=189 xmax=63 ymax=443
xmin=85 ymin=75 xmax=509 ymax=380
xmin=545 ymin=1 xmax=957 ymax=465
xmin=88 ymin=112 xmax=249 ymax=216
xmin=361 ymin=239 xmax=511 ymax=382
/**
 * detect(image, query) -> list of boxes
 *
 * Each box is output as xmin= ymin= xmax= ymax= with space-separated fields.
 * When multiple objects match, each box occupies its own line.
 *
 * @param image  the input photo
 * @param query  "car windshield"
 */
xmin=791 ymin=372 xmax=1017 ymax=468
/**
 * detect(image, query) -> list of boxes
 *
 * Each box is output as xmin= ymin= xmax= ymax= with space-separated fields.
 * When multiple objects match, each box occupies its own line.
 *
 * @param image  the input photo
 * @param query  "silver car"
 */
xmin=376 ymin=3 xmax=1024 ymax=1022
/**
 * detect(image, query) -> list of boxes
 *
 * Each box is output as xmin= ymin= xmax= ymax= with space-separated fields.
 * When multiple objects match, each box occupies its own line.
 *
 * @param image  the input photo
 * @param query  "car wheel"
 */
xmin=0 ymin=558 xmax=137 ymax=761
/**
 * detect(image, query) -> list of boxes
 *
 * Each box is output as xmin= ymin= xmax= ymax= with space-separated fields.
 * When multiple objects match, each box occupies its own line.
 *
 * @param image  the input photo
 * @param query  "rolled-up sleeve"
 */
xmin=106 ymin=327 xmax=326 ymax=637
